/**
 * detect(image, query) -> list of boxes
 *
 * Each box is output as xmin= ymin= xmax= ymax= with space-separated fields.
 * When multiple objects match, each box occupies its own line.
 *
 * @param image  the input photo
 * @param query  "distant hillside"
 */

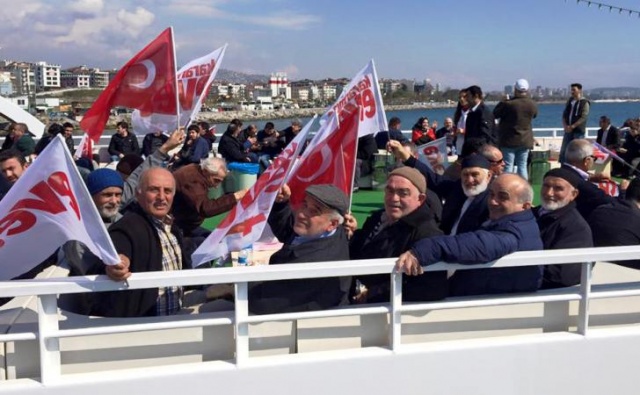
xmin=216 ymin=69 xmax=269 ymax=84
xmin=587 ymin=87 xmax=640 ymax=99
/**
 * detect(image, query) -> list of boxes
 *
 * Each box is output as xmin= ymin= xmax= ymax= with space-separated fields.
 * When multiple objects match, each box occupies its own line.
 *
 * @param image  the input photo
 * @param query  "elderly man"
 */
xmin=562 ymin=139 xmax=613 ymax=220
xmin=396 ymin=174 xmax=543 ymax=296
xmin=589 ymin=178 xmax=640 ymax=270
xmin=479 ymin=143 xmax=506 ymax=177
xmin=101 ymin=168 xmax=189 ymax=317
xmin=2 ymin=123 xmax=35 ymax=158
xmin=249 ymin=184 xmax=351 ymax=314
xmin=347 ymin=167 xmax=446 ymax=303
xmin=172 ymin=157 xmax=246 ymax=237
xmin=388 ymin=140 xmax=493 ymax=235
xmin=533 ymin=168 xmax=592 ymax=289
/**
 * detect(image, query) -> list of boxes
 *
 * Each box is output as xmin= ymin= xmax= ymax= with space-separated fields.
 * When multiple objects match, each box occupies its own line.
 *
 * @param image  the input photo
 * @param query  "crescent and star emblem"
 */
xmin=131 ymin=59 xmax=156 ymax=89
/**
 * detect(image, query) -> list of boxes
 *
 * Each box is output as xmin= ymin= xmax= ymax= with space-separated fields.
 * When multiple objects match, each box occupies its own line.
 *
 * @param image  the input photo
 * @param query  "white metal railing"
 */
xmin=0 ymin=127 xmax=601 ymax=160
xmin=1 ymin=245 xmax=640 ymax=384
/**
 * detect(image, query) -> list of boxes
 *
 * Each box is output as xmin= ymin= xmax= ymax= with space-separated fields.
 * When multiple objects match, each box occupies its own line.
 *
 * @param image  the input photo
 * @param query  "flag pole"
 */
xmin=171 ymin=26 xmax=181 ymax=132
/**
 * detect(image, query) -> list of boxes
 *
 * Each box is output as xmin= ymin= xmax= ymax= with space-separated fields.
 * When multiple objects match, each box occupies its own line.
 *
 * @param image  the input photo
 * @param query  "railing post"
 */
xmin=389 ymin=271 xmax=402 ymax=351
xmin=234 ymin=282 xmax=249 ymax=365
xmin=577 ymin=262 xmax=593 ymax=335
xmin=37 ymin=294 xmax=61 ymax=384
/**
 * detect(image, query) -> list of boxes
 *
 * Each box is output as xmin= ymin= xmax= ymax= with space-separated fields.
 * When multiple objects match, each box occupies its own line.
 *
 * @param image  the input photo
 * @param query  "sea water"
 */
xmin=213 ymin=101 xmax=640 ymax=132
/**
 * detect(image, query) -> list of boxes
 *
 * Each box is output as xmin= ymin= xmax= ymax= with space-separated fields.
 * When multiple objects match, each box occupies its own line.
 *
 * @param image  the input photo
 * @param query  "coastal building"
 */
xmin=0 ymin=71 xmax=13 ymax=95
xmin=34 ymin=61 xmax=61 ymax=90
xmin=61 ymin=67 xmax=90 ymax=89
xmin=2 ymin=61 xmax=35 ymax=96
xmin=319 ymin=83 xmax=337 ymax=101
xmin=90 ymin=68 xmax=109 ymax=88
xmin=269 ymin=72 xmax=291 ymax=99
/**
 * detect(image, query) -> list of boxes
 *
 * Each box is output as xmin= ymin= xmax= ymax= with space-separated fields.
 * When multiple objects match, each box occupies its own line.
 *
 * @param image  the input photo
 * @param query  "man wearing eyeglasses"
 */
xmin=249 ymin=184 xmax=351 ymax=314
xmin=562 ymin=139 xmax=614 ymax=220
xmin=171 ymin=157 xmax=247 ymax=244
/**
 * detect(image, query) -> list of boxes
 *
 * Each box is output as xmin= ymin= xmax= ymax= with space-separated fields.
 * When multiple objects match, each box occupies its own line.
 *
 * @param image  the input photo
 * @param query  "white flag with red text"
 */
xmin=417 ymin=137 xmax=450 ymax=175
xmin=132 ymin=45 xmax=227 ymax=135
xmin=191 ymin=116 xmax=315 ymax=267
xmin=0 ymin=135 xmax=119 ymax=280
xmin=321 ymin=59 xmax=387 ymax=137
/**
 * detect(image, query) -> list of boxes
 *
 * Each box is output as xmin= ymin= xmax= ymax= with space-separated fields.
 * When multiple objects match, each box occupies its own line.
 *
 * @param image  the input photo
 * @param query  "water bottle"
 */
xmin=237 ymin=245 xmax=253 ymax=266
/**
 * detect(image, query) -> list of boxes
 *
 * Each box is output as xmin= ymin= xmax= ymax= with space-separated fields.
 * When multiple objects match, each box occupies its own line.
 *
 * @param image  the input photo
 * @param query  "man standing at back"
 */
xmin=560 ymin=83 xmax=590 ymax=163
xmin=465 ymin=85 xmax=496 ymax=144
xmin=493 ymin=79 xmax=538 ymax=179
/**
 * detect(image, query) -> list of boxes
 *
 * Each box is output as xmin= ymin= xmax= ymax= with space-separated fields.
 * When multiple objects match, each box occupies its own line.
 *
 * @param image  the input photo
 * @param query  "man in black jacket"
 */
xmin=108 ymin=121 xmax=140 ymax=162
xmin=346 ymin=166 xmax=447 ymax=303
xmin=533 ymin=168 xmax=593 ymax=289
xmin=465 ymin=85 xmax=497 ymax=144
xmin=389 ymin=139 xmax=492 ymax=236
xmin=248 ymin=184 xmax=351 ymax=314
xmin=103 ymin=167 xmax=190 ymax=317
xmin=589 ymin=177 xmax=640 ymax=270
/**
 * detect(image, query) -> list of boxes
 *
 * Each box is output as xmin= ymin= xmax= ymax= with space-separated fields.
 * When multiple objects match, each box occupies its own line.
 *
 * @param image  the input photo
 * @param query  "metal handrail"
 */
xmin=1 ymin=242 xmax=639 ymax=383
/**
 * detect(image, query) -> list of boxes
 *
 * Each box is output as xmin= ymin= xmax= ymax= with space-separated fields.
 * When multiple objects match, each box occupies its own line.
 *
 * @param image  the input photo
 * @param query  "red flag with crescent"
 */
xmin=80 ymin=28 xmax=177 ymax=142
xmin=286 ymin=108 xmax=359 ymax=208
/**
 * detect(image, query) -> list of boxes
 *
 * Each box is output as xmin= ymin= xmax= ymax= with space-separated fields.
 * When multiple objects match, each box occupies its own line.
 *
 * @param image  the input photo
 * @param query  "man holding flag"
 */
xmin=99 ymin=167 xmax=191 ymax=317
xmin=248 ymin=183 xmax=351 ymax=315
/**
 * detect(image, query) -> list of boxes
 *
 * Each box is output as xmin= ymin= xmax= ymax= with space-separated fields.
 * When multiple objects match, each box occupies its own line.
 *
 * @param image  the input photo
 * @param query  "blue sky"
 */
xmin=1 ymin=0 xmax=640 ymax=90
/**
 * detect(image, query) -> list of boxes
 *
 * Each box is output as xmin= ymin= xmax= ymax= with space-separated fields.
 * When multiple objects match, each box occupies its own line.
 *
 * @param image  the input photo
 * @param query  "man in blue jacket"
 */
xmin=396 ymin=173 xmax=543 ymax=296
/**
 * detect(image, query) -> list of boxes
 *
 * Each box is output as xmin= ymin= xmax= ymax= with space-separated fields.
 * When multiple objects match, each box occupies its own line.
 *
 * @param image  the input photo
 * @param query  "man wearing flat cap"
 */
xmin=533 ymin=168 xmax=592 ymax=289
xmin=346 ymin=167 xmax=447 ymax=303
xmin=388 ymin=140 xmax=492 ymax=235
xmin=249 ymin=184 xmax=351 ymax=314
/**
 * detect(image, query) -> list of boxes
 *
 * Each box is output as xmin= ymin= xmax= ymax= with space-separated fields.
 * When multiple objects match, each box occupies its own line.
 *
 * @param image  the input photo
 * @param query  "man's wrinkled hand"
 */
xmin=395 ymin=250 xmax=423 ymax=276
xmin=343 ymin=212 xmax=357 ymax=239
xmin=275 ymin=184 xmax=291 ymax=203
xmin=106 ymin=254 xmax=131 ymax=282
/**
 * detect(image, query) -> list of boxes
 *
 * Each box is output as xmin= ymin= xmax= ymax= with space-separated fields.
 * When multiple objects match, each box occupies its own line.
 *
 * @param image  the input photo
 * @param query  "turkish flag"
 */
xmin=80 ymin=28 xmax=177 ymax=142
xmin=191 ymin=118 xmax=314 ymax=267
xmin=286 ymin=108 xmax=359 ymax=208
xmin=131 ymin=45 xmax=227 ymax=135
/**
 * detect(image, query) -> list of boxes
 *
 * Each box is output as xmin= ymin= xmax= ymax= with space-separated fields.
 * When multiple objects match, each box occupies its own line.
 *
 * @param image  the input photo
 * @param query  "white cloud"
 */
xmin=162 ymin=1 xmax=321 ymax=30
xmin=68 ymin=0 xmax=104 ymax=15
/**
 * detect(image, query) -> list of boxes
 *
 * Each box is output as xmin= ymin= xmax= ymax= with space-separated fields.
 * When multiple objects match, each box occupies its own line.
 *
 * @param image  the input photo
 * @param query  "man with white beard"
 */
xmin=388 ymin=140 xmax=492 ymax=235
xmin=533 ymin=168 xmax=592 ymax=289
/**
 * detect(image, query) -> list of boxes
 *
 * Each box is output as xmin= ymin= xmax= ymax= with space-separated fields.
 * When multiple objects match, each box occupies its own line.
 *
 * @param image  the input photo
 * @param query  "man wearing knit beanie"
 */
xmin=346 ymin=166 xmax=446 ymax=304
xmin=86 ymin=168 xmax=124 ymax=224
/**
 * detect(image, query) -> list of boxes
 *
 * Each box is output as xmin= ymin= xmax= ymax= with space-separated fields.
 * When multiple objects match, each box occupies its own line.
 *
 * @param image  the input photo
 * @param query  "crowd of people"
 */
xmin=0 ymin=80 xmax=639 ymax=319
